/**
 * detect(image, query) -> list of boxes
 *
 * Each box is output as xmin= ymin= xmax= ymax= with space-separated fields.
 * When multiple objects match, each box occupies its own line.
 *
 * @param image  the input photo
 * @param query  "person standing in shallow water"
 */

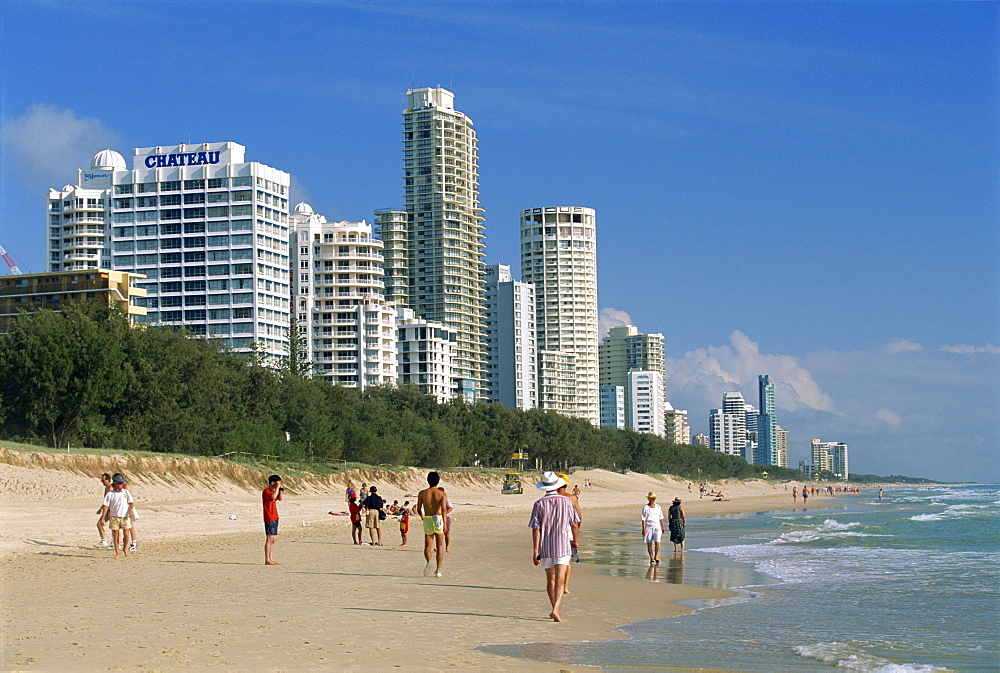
xmin=668 ymin=497 xmax=686 ymax=553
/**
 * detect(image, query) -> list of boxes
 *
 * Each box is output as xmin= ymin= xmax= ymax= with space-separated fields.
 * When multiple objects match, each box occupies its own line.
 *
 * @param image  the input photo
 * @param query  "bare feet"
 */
xmin=265 ymin=561 xmax=280 ymax=565
xmin=549 ymin=611 xmax=563 ymax=622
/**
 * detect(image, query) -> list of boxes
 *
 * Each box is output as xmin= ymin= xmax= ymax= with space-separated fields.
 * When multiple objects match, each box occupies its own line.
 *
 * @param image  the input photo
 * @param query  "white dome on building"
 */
xmin=91 ymin=149 xmax=126 ymax=170
xmin=293 ymin=202 xmax=314 ymax=214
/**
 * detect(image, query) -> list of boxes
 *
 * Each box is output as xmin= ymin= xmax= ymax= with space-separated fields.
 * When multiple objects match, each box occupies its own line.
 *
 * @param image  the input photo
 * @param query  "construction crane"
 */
xmin=0 ymin=244 xmax=23 ymax=275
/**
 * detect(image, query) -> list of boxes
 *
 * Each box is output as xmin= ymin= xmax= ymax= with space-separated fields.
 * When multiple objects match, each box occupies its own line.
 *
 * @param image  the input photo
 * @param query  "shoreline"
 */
xmin=1 ymin=451 xmax=844 ymax=670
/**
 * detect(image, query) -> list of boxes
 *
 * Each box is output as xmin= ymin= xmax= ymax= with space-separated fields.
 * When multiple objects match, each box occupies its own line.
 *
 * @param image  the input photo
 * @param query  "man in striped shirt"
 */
xmin=529 ymin=471 xmax=581 ymax=622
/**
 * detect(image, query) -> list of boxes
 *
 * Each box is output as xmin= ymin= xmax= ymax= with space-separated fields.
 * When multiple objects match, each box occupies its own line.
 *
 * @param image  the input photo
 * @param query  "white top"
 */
xmin=103 ymin=489 xmax=134 ymax=518
xmin=641 ymin=504 xmax=664 ymax=523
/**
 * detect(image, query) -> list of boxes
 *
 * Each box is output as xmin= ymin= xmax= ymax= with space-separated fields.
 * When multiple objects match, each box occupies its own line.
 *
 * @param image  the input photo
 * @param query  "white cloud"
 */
xmin=664 ymin=330 xmax=838 ymax=414
xmin=1 ymin=104 xmax=122 ymax=187
xmin=598 ymin=307 xmax=632 ymax=338
xmin=884 ymin=338 xmax=923 ymax=354
xmin=940 ymin=343 xmax=1000 ymax=355
xmin=875 ymin=409 xmax=902 ymax=427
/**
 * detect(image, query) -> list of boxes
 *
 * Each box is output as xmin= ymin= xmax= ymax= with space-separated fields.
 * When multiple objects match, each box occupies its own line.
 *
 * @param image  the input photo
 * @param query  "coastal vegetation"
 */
xmin=0 ymin=305 xmax=801 ymax=481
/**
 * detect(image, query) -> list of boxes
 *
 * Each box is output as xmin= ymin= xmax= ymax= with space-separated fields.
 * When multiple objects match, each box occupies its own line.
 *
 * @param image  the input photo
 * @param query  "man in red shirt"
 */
xmin=262 ymin=475 xmax=283 ymax=565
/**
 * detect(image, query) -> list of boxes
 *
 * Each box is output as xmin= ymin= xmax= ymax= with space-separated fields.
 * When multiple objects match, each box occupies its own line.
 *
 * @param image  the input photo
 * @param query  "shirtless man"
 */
xmin=415 ymin=471 xmax=448 ymax=577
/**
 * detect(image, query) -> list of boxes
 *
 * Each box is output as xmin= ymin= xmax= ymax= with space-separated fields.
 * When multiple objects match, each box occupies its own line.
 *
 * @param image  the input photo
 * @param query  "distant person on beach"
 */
xmin=346 ymin=483 xmax=356 ymax=505
xmin=347 ymin=496 xmax=363 ymax=544
xmin=363 ymin=486 xmax=385 ymax=546
xmin=96 ymin=473 xmax=113 ymax=547
xmin=398 ymin=501 xmax=410 ymax=546
xmin=416 ymin=472 xmax=448 ymax=577
xmin=879 ymin=488 xmax=883 ymax=503
xmin=668 ymin=498 xmax=686 ymax=553
xmin=792 ymin=486 xmax=798 ymax=504
xmin=556 ymin=473 xmax=582 ymax=593
xmin=438 ymin=487 xmax=454 ymax=552
xmin=529 ymin=471 xmax=580 ymax=623
xmin=802 ymin=488 xmax=809 ymax=506
xmin=641 ymin=492 xmax=665 ymax=564
xmin=121 ymin=477 xmax=138 ymax=552
xmin=99 ymin=475 xmax=134 ymax=559
xmin=263 ymin=475 xmax=283 ymax=565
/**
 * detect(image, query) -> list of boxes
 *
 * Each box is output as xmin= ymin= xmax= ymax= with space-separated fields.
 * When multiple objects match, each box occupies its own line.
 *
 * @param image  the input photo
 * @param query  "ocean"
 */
xmin=477 ymin=485 xmax=1000 ymax=671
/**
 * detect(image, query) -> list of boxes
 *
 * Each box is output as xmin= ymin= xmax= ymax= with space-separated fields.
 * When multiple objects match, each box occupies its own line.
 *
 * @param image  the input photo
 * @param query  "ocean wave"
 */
xmin=909 ymin=502 xmax=996 ymax=522
xmin=795 ymin=641 xmax=949 ymax=671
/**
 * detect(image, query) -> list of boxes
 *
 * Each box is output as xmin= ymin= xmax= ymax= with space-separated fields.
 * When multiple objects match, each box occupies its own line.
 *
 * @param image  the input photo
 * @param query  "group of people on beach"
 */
xmin=332 ymin=480 xmax=454 ymax=552
xmin=640 ymin=491 xmax=686 ymax=564
xmin=94 ymin=472 xmax=139 ymax=559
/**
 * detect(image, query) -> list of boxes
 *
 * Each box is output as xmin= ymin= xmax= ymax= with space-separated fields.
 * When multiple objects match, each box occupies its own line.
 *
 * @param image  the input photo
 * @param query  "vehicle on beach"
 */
xmin=501 ymin=472 xmax=523 ymax=494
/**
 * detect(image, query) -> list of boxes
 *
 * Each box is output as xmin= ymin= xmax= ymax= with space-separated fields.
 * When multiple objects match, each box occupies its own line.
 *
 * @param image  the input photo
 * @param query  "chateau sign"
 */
xmin=144 ymin=151 xmax=222 ymax=168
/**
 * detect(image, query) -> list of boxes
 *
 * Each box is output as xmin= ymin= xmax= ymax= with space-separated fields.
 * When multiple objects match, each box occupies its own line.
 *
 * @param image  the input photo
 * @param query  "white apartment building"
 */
xmin=46 ymin=150 xmax=120 ymax=272
xmin=776 ymin=426 xmax=789 ymax=468
xmin=537 ymin=350 xmax=577 ymax=414
xmin=520 ymin=206 xmax=599 ymax=425
xmin=628 ymin=370 xmax=665 ymax=436
xmin=382 ymin=88 xmax=486 ymax=401
xmin=65 ymin=142 xmax=293 ymax=360
xmin=664 ymin=405 xmax=691 ymax=444
xmin=599 ymin=324 xmax=664 ymax=388
xmin=397 ymin=308 xmax=457 ymax=404
xmin=599 ymin=385 xmax=625 ymax=429
xmin=484 ymin=264 xmax=537 ymax=410
xmin=290 ymin=203 xmax=396 ymax=388
xmin=710 ymin=391 xmax=749 ymax=457
xmin=812 ymin=439 xmax=849 ymax=479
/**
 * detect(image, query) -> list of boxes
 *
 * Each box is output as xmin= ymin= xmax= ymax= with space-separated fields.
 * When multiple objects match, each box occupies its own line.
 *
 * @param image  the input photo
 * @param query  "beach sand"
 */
xmin=0 ymin=448 xmax=834 ymax=670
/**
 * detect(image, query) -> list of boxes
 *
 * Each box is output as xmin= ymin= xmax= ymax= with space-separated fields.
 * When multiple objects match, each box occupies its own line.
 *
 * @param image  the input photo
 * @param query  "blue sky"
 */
xmin=1 ymin=1 xmax=997 ymax=481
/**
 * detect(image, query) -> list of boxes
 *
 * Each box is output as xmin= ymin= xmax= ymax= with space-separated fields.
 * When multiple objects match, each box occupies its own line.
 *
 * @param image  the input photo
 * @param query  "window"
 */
xmin=160 ymin=181 xmax=181 ymax=191
xmin=233 ymin=307 xmax=253 ymax=319
xmin=184 ymin=280 xmax=206 ymax=292
xmin=208 ymin=279 xmax=228 ymax=291
xmin=160 ymin=282 xmax=182 ymax=293
xmin=207 ymin=178 xmax=228 ymax=189
xmin=114 ymin=213 xmax=135 ymax=223
xmin=208 ymin=264 xmax=229 ymax=276
xmin=160 ymin=310 xmax=182 ymax=321
xmin=161 ymin=238 xmax=182 ymax=250
xmin=183 ymin=222 xmax=206 ymax=234
xmin=160 ymin=267 xmax=182 ymax=278
xmin=207 ymin=250 xmax=229 ymax=261
xmin=160 ymin=253 xmax=182 ymax=264
xmin=113 ymin=226 xmax=134 ymax=238
xmin=231 ymin=176 xmax=252 ymax=187
xmin=206 ymin=206 xmax=228 ymax=218
xmin=183 ymin=237 xmax=206 ymax=248
xmin=206 ymin=192 xmax=228 ymax=203
xmin=184 ymin=310 xmax=206 ymax=321
xmin=184 ymin=295 xmax=206 ymax=306
xmin=184 ymin=251 xmax=206 ymax=262
xmin=232 ymin=263 xmax=252 ymax=274
xmin=184 ymin=266 xmax=205 ymax=277
xmin=160 ymin=223 xmax=181 ymax=235
xmin=160 ymin=209 xmax=181 ymax=220
xmin=115 ymin=184 xmax=134 ymax=194
xmin=183 ymin=208 xmax=206 ymax=219
xmin=183 ymin=179 xmax=205 ymax=190
xmin=137 ymin=182 xmax=157 ymax=193
xmin=137 ymin=240 xmax=158 ymax=251
xmin=160 ymin=296 xmax=182 ymax=307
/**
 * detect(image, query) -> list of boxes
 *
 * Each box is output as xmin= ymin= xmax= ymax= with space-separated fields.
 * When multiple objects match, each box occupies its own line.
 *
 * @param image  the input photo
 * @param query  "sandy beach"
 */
xmin=0 ymin=446 xmax=834 ymax=671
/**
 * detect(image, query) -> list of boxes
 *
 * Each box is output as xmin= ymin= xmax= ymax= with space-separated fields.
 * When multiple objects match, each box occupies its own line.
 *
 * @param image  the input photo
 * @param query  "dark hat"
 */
xmin=112 ymin=475 xmax=126 ymax=484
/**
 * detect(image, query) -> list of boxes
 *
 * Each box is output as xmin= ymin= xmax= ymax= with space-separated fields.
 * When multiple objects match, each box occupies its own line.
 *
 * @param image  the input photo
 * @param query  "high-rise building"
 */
xmin=710 ymin=391 xmax=749 ymax=457
xmin=693 ymin=433 xmax=709 ymax=447
xmin=830 ymin=441 xmax=849 ymax=479
xmin=811 ymin=438 xmax=834 ymax=473
xmin=755 ymin=374 xmax=778 ymax=465
xmin=599 ymin=325 xmax=664 ymax=389
xmin=46 ymin=150 xmax=121 ymax=272
xmin=382 ymin=87 xmax=486 ymax=401
xmin=664 ymin=405 xmax=691 ymax=444
xmin=537 ymin=350 xmax=577 ymax=414
xmin=290 ymin=203 xmax=396 ymax=388
xmin=397 ymin=308 xmax=458 ymax=404
xmin=520 ymin=206 xmax=599 ymax=424
xmin=75 ymin=142 xmax=294 ymax=360
xmin=599 ymin=385 xmax=625 ymax=429
xmin=776 ymin=425 xmax=789 ymax=468
xmin=627 ymin=370 xmax=665 ymax=436
xmin=483 ymin=264 xmax=537 ymax=410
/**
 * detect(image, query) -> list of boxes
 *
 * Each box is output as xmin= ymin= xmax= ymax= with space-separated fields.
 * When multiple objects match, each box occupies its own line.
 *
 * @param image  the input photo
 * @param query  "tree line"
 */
xmin=0 ymin=305 xmax=801 ymax=481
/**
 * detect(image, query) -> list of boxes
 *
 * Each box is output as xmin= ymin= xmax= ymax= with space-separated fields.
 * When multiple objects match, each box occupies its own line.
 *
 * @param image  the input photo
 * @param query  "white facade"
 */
xmin=78 ymin=142 xmax=293 ymax=359
xmin=813 ymin=439 xmax=849 ymax=479
xmin=664 ymin=405 xmax=691 ymax=444
xmin=384 ymin=87 xmax=486 ymax=400
xmin=710 ymin=391 xmax=749 ymax=457
xmin=520 ymin=206 xmax=599 ymax=425
xmin=290 ymin=204 xmax=396 ymax=388
xmin=599 ymin=385 xmax=625 ymax=429
xmin=484 ymin=264 xmax=537 ymax=410
xmin=776 ymin=426 xmax=789 ymax=468
xmin=627 ymin=370 xmax=665 ymax=436
xmin=537 ymin=350 xmax=577 ymax=414
xmin=599 ymin=324 xmax=664 ymax=389
xmin=397 ymin=307 xmax=457 ymax=404
xmin=811 ymin=439 xmax=834 ymax=473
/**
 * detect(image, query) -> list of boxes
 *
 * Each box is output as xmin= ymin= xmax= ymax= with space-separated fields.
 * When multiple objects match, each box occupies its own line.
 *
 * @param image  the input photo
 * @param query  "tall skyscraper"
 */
xmin=664 ymin=404 xmax=691 ymax=444
xmin=50 ymin=143 xmax=292 ymax=360
xmin=710 ymin=391 xmax=749 ymax=457
xmin=775 ymin=425 xmax=789 ymax=468
xmin=756 ymin=374 xmax=778 ymax=465
xmin=520 ymin=206 xmax=599 ymax=424
xmin=484 ymin=264 xmax=537 ymax=410
xmin=627 ymin=370 xmax=666 ymax=436
xmin=599 ymin=324 xmax=664 ymax=388
xmin=381 ymin=87 xmax=486 ymax=401
xmin=290 ymin=203 xmax=397 ymax=388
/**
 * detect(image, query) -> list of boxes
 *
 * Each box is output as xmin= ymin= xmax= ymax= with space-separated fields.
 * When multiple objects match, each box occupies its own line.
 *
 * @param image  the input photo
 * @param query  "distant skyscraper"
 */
xmin=397 ymin=308 xmax=458 ymax=404
xmin=830 ymin=442 xmax=849 ymax=479
xmin=776 ymin=425 xmax=789 ymax=468
xmin=484 ymin=264 xmax=537 ymax=410
xmin=755 ymin=374 xmax=778 ymax=465
xmin=664 ymin=404 xmax=691 ymax=444
xmin=710 ymin=391 xmax=749 ymax=457
xmin=381 ymin=87 xmax=486 ymax=401
xmin=599 ymin=325 xmax=664 ymax=389
xmin=537 ymin=350 xmax=577 ymax=414
xmin=84 ymin=142 xmax=292 ymax=360
xmin=521 ymin=206 xmax=599 ymax=424
xmin=627 ymin=370 xmax=666 ymax=436
xmin=290 ymin=203 xmax=396 ymax=388
xmin=599 ymin=385 xmax=626 ymax=429
xmin=47 ymin=149 xmax=120 ymax=272
xmin=811 ymin=438 xmax=834 ymax=473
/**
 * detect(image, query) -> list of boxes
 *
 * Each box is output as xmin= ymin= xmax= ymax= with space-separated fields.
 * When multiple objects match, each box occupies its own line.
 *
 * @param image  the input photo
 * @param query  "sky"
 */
xmin=1 ymin=1 xmax=997 ymax=481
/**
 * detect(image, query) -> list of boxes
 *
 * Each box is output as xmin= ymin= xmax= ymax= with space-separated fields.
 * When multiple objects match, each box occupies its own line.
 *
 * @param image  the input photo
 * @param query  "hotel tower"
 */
xmin=378 ymin=87 xmax=486 ymax=401
xmin=520 ymin=206 xmax=599 ymax=424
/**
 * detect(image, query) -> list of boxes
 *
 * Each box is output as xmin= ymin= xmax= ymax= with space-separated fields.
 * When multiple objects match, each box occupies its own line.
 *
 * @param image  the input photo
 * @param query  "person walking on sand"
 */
xmin=438 ymin=486 xmax=454 ymax=552
xmin=363 ymin=486 xmax=385 ymax=545
xmin=347 ymin=496 xmax=363 ymax=544
xmin=415 ymin=472 xmax=448 ymax=577
xmin=398 ymin=501 xmax=410 ymax=546
xmin=96 ymin=473 xmax=113 ymax=547
xmin=668 ymin=497 xmax=686 ymax=553
xmin=121 ymin=476 xmax=139 ymax=552
xmin=263 ymin=475 xmax=283 ymax=565
xmin=792 ymin=486 xmax=798 ymax=504
xmin=529 ymin=472 xmax=580 ymax=623
xmin=99 ymin=475 xmax=134 ymax=559
xmin=641 ymin=492 xmax=665 ymax=564
xmin=555 ymin=474 xmax=582 ymax=593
